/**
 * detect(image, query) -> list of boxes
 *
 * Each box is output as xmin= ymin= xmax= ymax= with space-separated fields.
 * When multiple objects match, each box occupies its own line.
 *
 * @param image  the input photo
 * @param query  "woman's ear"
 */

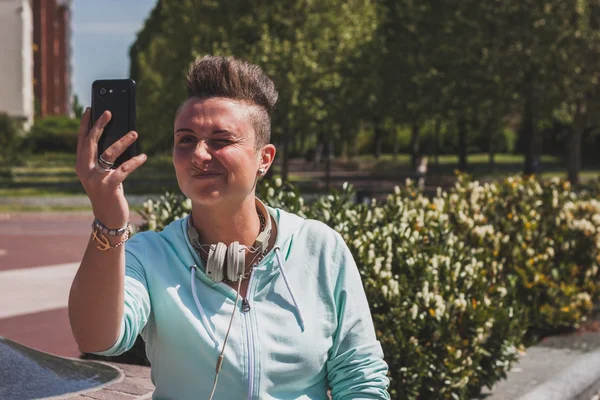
xmin=257 ymin=144 xmax=276 ymax=176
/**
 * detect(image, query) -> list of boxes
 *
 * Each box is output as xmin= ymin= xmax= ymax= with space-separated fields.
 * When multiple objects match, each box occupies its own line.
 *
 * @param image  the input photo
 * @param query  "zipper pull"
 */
xmin=242 ymin=298 xmax=251 ymax=313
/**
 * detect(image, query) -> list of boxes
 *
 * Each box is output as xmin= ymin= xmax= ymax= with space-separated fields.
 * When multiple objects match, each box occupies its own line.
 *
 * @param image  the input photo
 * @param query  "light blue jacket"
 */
xmin=95 ymin=206 xmax=390 ymax=399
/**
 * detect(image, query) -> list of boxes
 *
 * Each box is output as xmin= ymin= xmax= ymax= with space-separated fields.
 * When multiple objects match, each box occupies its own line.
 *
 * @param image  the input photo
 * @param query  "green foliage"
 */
xmin=130 ymin=0 xmax=378 ymax=155
xmin=129 ymin=0 xmax=600 ymax=179
xmin=135 ymin=175 xmax=600 ymax=399
xmin=72 ymin=95 xmax=84 ymax=119
xmin=0 ymin=113 xmax=24 ymax=166
xmin=26 ymin=116 xmax=80 ymax=154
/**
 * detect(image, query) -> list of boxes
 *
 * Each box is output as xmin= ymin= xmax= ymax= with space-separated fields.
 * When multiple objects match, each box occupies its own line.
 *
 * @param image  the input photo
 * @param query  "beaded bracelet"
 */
xmin=91 ymin=219 xmax=131 ymax=251
xmin=92 ymin=224 xmax=131 ymax=251
xmin=92 ymin=218 xmax=130 ymax=236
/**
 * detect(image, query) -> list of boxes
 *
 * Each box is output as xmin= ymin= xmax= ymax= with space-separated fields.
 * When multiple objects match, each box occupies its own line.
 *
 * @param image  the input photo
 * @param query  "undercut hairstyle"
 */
xmin=183 ymin=55 xmax=278 ymax=149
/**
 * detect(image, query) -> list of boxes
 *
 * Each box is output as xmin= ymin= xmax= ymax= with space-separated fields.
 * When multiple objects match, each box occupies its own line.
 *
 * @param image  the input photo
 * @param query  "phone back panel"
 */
xmin=91 ymin=79 xmax=137 ymax=168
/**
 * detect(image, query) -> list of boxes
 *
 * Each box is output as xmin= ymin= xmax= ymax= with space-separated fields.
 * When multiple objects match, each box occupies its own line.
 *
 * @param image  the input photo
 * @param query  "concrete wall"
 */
xmin=0 ymin=0 xmax=34 ymax=129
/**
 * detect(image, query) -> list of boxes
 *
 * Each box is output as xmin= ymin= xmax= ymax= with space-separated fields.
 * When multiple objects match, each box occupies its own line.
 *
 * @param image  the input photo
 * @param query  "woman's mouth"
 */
xmin=192 ymin=171 xmax=222 ymax=179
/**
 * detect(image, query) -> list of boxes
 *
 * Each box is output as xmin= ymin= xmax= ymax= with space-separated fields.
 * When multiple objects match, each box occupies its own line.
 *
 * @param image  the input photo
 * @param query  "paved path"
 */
xmin=0 ymin=212 xmax=141 ymax=358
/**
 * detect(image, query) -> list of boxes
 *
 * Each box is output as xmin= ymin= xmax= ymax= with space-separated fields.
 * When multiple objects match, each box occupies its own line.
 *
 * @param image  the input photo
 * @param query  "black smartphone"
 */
xmin=91 ymin=79 xmax=137 ymax=168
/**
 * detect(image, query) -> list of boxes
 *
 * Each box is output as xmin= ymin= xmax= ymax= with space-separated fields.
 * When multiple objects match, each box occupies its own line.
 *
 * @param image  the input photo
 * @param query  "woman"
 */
xmin=69 ymin=55 xmax=390 ymax=400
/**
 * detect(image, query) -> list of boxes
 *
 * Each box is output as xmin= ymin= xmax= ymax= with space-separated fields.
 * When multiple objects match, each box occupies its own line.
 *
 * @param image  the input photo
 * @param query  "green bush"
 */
xmin=0 ymin=113 xmax=25 ymax=165
xmin=90 ymin=174 xmax=600 ymax=399
xmin=26 ymin=116 xmax=80 ymax=153
xmin=451 ymin=175 xmax=600 ymax=340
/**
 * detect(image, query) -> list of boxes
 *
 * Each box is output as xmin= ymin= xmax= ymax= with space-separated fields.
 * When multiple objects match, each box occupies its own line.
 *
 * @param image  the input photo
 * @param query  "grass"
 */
xmin=338 ymin=153 xmax=597 ymax=183
xmin=1 ymin=152 xmax=598 ymax=203
xmin=0 ymin=188 xmax=83 ymax=197
xmin=0 ymin=204 xmax=92 ymax=213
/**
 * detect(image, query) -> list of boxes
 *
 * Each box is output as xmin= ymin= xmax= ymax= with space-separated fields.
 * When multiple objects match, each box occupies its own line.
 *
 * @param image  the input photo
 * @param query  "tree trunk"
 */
xmin=458 ymin=118 xmax=468 ymax=172
xmin=393 ymin=127 xmax=399 ymax=159
xmin=434 ymin=118 xmax=441 ymax=167
xmin=410 ymin=122 xmax=420 ymax=168
xmin=521 ymin=76 xmax=542 ymax=176
xmin=341 ymin=140 xmax=349 ymax=161
xmin=486 ymin=118 xmax=496 ymax=173
xmin=325 ymin=138 xmax=332 ymax=191
xmin=373 ymin=121 xmax=384 ymax=159
xmin=281 ymin=126 xmax=290 ymax=181
xmin=568 ymin=99 xmax=586 ymax=185
xmin=313 ymin=132 xmax=324 ymax=168
xmin=489 ymin=131 xmax=496 ymax=174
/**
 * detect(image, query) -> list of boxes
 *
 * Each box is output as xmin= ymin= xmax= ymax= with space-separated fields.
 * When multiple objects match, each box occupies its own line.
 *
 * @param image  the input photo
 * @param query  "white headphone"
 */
xmin=187 ymin=197 xmax=272 ymax=283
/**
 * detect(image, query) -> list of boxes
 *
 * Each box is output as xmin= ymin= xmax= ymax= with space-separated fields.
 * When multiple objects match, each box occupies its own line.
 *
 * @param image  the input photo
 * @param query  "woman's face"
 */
xmin=173 ymin=97 xmax=273 ymax=207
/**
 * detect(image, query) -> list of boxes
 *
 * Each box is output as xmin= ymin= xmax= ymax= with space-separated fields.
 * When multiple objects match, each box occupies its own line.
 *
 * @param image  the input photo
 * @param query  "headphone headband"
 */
xmin=187 ymin=197 xmax=272 ymax=282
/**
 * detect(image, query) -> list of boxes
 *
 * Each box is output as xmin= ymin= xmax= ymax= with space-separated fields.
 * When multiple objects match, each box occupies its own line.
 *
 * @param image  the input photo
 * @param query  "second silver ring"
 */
xmin=98 ymin=155 xmax=114 ymax=170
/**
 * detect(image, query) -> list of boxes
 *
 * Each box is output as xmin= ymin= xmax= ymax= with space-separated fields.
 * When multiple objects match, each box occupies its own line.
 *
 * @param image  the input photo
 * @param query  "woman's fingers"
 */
xmin=105 ymin=154 xmax=148 ymax=186
xmin=100 ymin=131 xmax=139 ymax=164
xmin=87 ymin=110 xmax=112 ymax=147
xmin=76 ymin=108 xmax=91 ymax=156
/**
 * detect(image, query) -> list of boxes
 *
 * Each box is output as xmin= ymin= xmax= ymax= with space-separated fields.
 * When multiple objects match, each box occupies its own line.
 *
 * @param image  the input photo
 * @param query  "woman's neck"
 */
xmin=191 ymin=196 xmax=262 ymax=248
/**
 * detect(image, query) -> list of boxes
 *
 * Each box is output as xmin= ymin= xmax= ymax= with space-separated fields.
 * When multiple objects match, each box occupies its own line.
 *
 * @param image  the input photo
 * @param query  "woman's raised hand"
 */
xmin=75 ymin=108 xmax=147 ymax=229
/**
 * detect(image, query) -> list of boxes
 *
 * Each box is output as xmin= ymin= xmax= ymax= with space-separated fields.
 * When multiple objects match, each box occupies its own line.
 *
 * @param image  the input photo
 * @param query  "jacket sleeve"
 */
xmin=91 ymin=234 xmax=152 ymax=356
xmin=326 ymin=232 xmax=391 ymax=400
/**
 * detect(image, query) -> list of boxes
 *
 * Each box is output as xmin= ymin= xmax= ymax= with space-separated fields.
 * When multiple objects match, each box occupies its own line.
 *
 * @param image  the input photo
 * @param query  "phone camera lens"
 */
xmin=99 ymin=88 xmax=107 ymax=96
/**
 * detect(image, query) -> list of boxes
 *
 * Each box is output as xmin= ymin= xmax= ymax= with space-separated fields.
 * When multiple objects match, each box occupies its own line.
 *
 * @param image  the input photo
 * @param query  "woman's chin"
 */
xmin=189 ymin=191 xmax=223 ymax=206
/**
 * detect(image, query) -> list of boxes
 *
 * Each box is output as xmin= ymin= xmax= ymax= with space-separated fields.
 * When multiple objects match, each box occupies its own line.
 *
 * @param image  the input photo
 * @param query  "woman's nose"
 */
xmin=192 ymin=141 xmax=212 ymax=163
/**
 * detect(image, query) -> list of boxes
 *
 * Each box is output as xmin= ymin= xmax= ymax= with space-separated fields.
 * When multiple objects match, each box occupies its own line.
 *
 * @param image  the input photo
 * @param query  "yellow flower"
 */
xmin=471 ymin=298 xmax=477 ymax=309
xmin=525 ymin=222 xmax=531 ymax=229
xmin=508 ymin=213 xmax=513 ymax=220
xmin=528 ymin=259 xmax=535 ymax=266
xmin=561 ymin=306 xmax=570 ymax=313
xmin=526 ymin=281 xmax=536 ymax=289
xmin=429 ymin=309 xmax=436 ymax=317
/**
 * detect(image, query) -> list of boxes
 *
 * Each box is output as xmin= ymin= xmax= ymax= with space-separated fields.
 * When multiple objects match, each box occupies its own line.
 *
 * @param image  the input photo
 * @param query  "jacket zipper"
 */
xmin=242 ymin=273 xmax=256 ymax=400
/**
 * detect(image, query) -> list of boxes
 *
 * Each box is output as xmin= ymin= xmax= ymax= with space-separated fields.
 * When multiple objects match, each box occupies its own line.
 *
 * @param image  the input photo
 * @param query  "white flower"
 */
xmin=374 ymin=257 xmax=384 ymax=274
xmin=381 ymin=285 xmax=389 ymax=298
xmin=434 ymin=295 xmax=446 ymax=319
xmin=473 ymin=225 xmax=494 ymax=239
xmin=454 ymin=294 xmax=467 ymax=312
xmin=389 ymin=279 xmax=400 ymax=296
xmin=411 ymin=303 xmax=419 ymax=319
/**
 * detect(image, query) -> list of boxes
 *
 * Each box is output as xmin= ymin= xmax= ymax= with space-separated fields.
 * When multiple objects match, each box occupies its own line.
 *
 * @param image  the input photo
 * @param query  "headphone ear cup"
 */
xmin=227 ymin=242 xmax=238 ymax=282
xmin=207 ymin=242 xmax=227 ymax=282
xmin=227 ymin=242 xmax=245 ymax=282
xmin=235 ymin=243 xmax=245 ymax=279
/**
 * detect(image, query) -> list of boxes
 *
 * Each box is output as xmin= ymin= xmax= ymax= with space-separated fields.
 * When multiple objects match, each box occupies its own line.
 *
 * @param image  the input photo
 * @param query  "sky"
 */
xmin=72 ymin=0 xmax=156 ymax=107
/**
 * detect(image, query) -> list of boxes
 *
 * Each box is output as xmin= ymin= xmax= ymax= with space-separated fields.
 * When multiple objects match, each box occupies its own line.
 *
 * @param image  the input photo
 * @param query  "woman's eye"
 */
xmin=211 ymin=139 xmax=231 ymax=146
xmin=179 ymin=136 xmax=195 ymax=144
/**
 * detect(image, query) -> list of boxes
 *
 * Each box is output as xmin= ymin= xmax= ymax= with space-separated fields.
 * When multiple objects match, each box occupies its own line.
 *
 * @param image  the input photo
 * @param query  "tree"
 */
xmin=130 ymin=0 xmax=377 ymax=181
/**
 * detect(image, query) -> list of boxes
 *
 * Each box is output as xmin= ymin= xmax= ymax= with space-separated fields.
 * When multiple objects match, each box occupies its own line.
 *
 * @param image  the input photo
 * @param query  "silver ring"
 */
xmin=94 ymin=161 xmax=112 ymax=174
xmin=98 ymin=155 xmax=114 ymax=169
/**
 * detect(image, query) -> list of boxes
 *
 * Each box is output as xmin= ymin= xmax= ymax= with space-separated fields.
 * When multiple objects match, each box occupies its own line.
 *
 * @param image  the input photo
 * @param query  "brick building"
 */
xmin=33 ymin=0 xmax=72 ymax=117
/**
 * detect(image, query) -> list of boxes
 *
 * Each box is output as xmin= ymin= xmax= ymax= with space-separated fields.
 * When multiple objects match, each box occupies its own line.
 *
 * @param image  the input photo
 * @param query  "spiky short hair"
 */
xmin=183 ymin=55 xmax=278 ymax=149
